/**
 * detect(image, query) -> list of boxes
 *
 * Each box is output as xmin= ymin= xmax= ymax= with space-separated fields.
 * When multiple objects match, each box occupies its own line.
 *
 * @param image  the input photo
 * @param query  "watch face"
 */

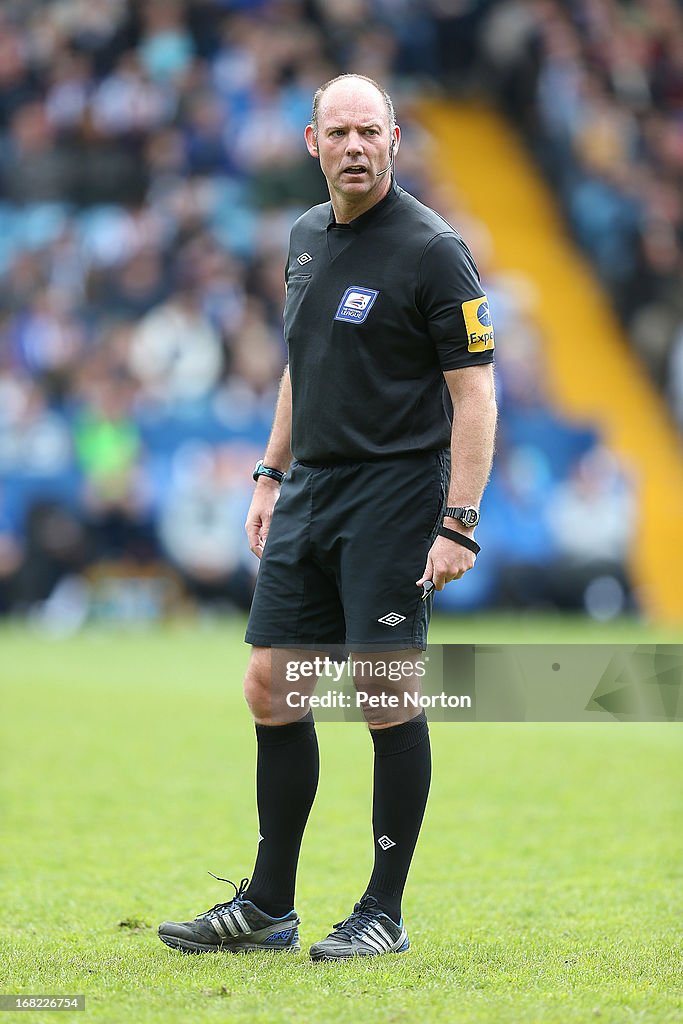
xmin=463 ymin=508 xmax=479 ymax=527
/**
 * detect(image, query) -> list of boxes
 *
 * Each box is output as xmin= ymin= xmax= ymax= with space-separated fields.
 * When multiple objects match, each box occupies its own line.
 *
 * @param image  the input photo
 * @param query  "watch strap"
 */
xmin=443 ymin=506 xmax=466 ymax=519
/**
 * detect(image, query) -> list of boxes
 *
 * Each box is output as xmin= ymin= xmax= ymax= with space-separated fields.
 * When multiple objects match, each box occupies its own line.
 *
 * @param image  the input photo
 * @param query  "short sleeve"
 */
xmin=284 ymin=238 xmax=292 ymax=289
xmin=417 ymin=232 xmax=495 ymax=370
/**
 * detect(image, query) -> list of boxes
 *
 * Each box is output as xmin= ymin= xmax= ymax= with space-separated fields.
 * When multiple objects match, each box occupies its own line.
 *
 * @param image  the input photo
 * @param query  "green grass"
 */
xmin=1 ymin=617 xmax=682 ymax=1023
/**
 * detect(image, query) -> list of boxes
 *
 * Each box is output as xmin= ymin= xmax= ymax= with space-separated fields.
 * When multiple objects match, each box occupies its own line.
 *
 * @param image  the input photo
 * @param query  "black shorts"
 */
xmin=245 ymin=449 xmax=449 ymax=650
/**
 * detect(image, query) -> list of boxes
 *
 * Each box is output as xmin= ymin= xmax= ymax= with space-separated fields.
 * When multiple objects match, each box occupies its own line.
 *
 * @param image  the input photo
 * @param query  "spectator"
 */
xmin=158 ymin=442 xmax=255 ymax=608
xmin=128 ymin=283 xmax=224 ymax=404
xmin=73 ymin=377 xmax=154 ymax=561
xmin=3 ymin=100 xmax=76 ymax=203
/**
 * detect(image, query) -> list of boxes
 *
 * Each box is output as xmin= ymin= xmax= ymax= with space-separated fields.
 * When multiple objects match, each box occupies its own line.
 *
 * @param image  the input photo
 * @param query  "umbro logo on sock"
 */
xmin=377 ymin=835 xmax=396 ymax=850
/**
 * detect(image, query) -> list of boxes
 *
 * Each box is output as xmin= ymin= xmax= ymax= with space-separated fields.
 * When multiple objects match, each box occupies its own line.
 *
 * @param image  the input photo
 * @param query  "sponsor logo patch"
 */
xmin=462 ymin=295 xmax=495 ymax=352
xmin=334 ymin=286 xmax=379 ymax=324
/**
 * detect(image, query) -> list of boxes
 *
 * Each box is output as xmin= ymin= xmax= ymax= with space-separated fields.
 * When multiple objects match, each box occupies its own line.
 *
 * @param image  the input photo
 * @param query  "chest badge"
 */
xmin=334 ymin=286 xmax=379 ymax=324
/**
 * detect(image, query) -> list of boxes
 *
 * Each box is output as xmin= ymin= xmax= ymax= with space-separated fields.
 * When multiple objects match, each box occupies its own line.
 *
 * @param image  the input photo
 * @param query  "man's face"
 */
xmin=305 ymin=80 xmax=399 ymax=208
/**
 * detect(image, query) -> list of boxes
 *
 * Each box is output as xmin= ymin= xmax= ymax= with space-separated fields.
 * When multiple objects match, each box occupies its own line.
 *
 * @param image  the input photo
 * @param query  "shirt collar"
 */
xmin=327 ymin=179 xmax=401 ymax=233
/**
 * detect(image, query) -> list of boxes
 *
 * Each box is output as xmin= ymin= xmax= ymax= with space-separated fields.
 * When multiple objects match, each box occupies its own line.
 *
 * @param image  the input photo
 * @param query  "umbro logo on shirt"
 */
xmin=334 ymin=286 xmax=379 ymax=324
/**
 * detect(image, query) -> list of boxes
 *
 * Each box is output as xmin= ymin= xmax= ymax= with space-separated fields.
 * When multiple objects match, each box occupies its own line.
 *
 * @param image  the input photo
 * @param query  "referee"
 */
xmin=159 ymin=74 xmax=497 ymax=960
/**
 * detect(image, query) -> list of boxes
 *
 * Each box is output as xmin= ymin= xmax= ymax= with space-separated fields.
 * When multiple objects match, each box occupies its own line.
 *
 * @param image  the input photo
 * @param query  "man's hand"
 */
xmin=246 ymin=478 xmax=280 ymax=558
xmin=416 ymin=533 xmax=476 ymax=591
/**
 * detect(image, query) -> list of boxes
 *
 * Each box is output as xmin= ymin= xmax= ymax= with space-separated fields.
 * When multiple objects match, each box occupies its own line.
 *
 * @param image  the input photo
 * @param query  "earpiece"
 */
xmin=376 ymin=137 xmax=396 ymax=177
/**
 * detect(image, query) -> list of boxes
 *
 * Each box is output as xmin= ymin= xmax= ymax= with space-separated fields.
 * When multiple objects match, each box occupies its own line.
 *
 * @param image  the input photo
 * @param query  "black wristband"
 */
xmin=438 ymin=526 xmax=480 ymax=555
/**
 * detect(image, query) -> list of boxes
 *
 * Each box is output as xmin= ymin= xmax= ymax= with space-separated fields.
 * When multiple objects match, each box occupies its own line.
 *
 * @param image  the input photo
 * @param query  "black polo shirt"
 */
xmin=284 ymin=180 xmax=494 ymax=464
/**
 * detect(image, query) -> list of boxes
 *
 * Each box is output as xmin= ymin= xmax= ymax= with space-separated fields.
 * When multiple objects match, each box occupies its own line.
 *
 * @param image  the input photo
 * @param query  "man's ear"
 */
xmin=304 ymin=124 xmax=318 ymax=158
xmin=392 ymin=124 xmax=401 ymax=158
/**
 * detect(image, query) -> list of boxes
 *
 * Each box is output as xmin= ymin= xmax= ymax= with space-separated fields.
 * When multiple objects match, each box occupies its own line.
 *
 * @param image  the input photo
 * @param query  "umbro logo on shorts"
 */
xmin=296 ymin=252 xmax=312 ymax=265
xmin=377 ymin=612 xmax=406 ymax=626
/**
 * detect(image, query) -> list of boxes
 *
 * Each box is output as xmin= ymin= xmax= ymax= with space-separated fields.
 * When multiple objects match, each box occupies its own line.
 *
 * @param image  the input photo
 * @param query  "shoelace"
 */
xmin=197 ymin=873 xmax=250 ymax=920
xmin=331 ymin=894 xmax=381 ymax=940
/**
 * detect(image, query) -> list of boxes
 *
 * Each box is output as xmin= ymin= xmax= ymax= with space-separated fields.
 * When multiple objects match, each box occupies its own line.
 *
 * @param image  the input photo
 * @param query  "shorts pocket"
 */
xmin=428 ymin=449 xmax=450 ymax=540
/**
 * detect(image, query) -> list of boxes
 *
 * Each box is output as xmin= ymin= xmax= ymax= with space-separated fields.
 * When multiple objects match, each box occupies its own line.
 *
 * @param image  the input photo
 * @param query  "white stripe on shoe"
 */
xmin=373 ymin=922 xmax=394 ymax=946
xmin=361 ymin=929 xmax=386 ymax=954
xmin=222 ymin=914 xmax=239 ymax=937
xmin=210 ymin=917 xmax=227 ymax=939
xmin=233 ymin=909 xmax=251 ymax=934
xmin=368 ymin=926 xmax=392 ymax=951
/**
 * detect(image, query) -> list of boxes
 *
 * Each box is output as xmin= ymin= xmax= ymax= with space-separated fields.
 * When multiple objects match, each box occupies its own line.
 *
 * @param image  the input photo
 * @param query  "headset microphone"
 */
xmin=375 ymin=138 xmax=395 ymax=177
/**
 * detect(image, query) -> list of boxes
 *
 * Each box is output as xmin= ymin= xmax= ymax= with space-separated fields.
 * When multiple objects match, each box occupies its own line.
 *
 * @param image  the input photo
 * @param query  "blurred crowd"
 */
xmin=0 ymin=0 xmax=643 ymax=625
xmin=482 ymin=0 xmax=683 ymax=422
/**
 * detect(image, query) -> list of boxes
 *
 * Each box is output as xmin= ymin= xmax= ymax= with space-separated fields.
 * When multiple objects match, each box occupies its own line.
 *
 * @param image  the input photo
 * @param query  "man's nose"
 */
xmin=345 ymin=132 xmax=363 ymax=154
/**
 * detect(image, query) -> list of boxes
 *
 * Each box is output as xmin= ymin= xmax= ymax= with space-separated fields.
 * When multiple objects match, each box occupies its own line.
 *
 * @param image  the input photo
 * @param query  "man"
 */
xmin=159 ymin=74 xmax=497 ymax=960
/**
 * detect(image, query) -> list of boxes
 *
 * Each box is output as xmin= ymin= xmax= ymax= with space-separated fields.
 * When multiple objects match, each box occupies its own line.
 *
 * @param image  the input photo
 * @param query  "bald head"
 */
xmin=304 ymin=72 xmax=400 ymax=223
xmin=310 ymin=74 xmax=396 ymax=138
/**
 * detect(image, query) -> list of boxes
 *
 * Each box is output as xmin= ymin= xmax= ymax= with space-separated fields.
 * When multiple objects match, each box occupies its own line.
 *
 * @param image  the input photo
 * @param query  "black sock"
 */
xmin=244 ymin=711 xmax=319 ymax=917
xmin=364 ymin=711 xmax=431 ymax=924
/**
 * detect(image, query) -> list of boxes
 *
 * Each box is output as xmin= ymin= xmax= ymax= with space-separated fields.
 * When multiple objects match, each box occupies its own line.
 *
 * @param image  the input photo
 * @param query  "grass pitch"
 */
xmin=1 ymin=616 xmax=681 ymax=1024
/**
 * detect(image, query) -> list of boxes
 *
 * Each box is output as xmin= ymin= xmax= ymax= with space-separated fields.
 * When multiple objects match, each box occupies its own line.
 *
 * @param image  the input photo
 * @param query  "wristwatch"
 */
xmin=443 ymin=506 xmax=480 ymax=528
xmin=253 ymin=460 xmax=285 ymax=484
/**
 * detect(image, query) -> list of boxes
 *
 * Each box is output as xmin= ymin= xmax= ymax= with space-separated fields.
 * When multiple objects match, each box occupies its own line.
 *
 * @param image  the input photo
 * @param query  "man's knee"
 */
xmin=243 ymin=646 xmax=273 ymax=720
xmin=352 ymin=649 xmax=425 ymax=727
xmin=244 ymin=647 xmax=323 ymax=724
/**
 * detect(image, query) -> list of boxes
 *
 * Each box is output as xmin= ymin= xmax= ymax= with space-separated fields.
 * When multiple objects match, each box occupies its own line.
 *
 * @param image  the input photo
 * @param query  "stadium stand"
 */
xmin=422 ymin=98 xmax=683 ymax=622
xmin=0 ymin=0 xmax=680 ymax=624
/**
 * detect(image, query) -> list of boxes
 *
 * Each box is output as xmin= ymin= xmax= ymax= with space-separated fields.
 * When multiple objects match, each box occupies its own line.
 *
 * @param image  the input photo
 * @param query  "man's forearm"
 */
xmin=444 ymin=365 xmax=497 ymax=510
xmin=263 ymin=366 xmax=293 ymax=472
